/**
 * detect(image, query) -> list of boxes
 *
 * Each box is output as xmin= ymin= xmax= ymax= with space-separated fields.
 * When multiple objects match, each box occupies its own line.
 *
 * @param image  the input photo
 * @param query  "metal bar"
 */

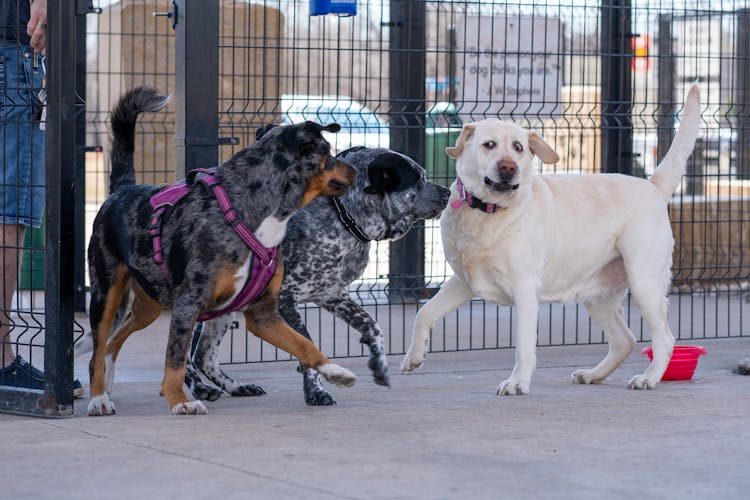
xmin=174 ymin=0 xmax=220 ymax=176
xmin=600 ymin=0 xmax=634 ymax=175
xmin=73 ymin=6 xmax=88 ymax=312
xmin=447 ymin=26 xmax=457 ymax=104
xmin=737 ymin=8 xmax=750 ymax=180
xmin=657 ymin=13 xmax=675 ymax=165
xmin=42 ymin=0 xmax=77 ymax=417
xmin=687 ymin=138 xmax=704 ymax=196
xmin=388 ymin=0 xmax=426 ymax=301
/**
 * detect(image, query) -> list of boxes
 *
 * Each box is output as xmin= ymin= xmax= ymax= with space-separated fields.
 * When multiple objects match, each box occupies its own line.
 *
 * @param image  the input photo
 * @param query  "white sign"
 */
xmin=456 ymin=15 xmax=562 ymax=120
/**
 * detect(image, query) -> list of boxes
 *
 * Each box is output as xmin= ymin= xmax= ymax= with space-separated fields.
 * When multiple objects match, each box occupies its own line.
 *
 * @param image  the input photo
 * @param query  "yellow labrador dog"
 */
xmin=402 ymin=83 xmax=701 ymax=394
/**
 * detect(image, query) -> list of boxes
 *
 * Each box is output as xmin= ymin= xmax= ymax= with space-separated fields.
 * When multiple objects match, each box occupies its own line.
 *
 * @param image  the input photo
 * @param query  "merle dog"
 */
xmin=186 ymin=143 xmax=451 ymax=405
xmin=86 ymin=87 xmax=357 ymax=415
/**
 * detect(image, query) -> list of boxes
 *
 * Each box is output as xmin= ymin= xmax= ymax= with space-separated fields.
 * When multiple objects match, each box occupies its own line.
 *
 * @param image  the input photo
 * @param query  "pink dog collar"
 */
xmin=451 ymin=177 xmax=499 ymax=213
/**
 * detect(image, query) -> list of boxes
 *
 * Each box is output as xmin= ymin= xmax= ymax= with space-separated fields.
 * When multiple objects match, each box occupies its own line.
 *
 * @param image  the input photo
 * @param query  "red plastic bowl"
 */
xmin=641 ymin=345 xmax=707 ymax=381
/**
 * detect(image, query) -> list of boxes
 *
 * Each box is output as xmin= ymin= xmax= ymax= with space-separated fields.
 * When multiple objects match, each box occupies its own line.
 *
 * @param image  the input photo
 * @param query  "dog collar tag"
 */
xmin=450 ymin=198 xmax=465 ymax=209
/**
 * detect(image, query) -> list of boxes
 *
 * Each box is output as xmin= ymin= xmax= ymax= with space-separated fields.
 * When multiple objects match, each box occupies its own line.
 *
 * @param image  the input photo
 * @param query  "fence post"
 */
xmin=447 ymin=26 xmax=457 ymax=104
xmin=737 ymin=8 xmax=750 ymax=180
xmin=388 ymin=0 xmax=427 ymax=301
xmin=657 ymin=13 xmax=675 ymax=165
xmin=44 ymin=0 xmax=78 ymax=416
xmin=73 ymin=6 xmax=89 ymax=313
xmin=600 ymin=0 xmax=634 ymax=175
xmin=174 ymin=0 xmax=220 ymax=176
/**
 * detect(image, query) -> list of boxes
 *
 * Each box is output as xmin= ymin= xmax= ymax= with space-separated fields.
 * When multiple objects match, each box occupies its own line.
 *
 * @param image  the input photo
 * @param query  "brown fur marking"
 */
xmin=90 ymin=265 xmax=130 ymax=397
xmin=299 ymin=155 xmax=355 ymax=207
xmin=161 ymin=362 xmax=190 ymax=409
xmin=205 ymin=267 xmax=240 ymax=311
xmin=244 ymin=253 xmax=329 ymax=369
xmin=105 ymin=279 xmax=163 ymax=362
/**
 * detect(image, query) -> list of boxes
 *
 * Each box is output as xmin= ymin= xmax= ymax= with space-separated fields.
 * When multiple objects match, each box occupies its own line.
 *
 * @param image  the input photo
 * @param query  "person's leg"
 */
xmin=0 ymin=40 xmax=48 ymax=390
xmin=0 ymin=223 xmax=25 ymax=368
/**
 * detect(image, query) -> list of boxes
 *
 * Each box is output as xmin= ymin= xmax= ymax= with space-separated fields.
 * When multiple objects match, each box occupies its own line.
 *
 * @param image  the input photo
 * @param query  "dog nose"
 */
xmin=497 ymin=160 xmax=517 ymax=181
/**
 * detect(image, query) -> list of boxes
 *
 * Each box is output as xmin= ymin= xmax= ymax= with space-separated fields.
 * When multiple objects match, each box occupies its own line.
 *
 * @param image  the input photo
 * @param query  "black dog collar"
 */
xmin=450 ymin=177 xmax=516 ymax=213
xmin=330 ymin=197 xmax=370 ymax=243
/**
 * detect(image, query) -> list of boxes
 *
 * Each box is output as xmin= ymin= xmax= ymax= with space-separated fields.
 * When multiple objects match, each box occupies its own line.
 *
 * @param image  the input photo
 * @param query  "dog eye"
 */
xmin=512 ymin=141 xmax=523 ymax=153
xmin=483 ymin=141 xmax=497 ymax=150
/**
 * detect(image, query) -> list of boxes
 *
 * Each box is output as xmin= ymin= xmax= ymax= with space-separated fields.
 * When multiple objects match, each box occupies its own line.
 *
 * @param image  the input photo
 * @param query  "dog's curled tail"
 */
xmin=109 ymin=86 xmax=171 ymax=194
xmin=649 ymin=83 xmax=701 ymax=199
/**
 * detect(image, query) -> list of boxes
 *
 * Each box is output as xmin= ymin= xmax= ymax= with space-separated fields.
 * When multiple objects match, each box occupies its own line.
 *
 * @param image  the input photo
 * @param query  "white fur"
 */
xmin=171 ymin=400 xmax=207 ymax=415
xmin=402 ymin=84 xmax=701 ymax=394
xmin=318 ymin=363 xmax=357 ymax=387
xmin=255 ymin=215 xmax=291 ymax=248
xmin=87 ymin=393 xmax=116 ymax=416
xmin=105 ymin=354 xmax=116 ymax=395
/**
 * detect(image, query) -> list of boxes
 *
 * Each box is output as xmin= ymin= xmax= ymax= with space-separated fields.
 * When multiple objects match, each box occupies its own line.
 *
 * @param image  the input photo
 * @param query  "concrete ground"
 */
xmin=0 ymin=313 xmax=748 ymax=500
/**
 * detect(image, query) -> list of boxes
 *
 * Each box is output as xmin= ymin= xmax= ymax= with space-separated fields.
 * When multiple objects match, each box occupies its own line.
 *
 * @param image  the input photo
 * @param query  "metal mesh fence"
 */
xmin=78 ymin=0 xmax=749 ymax=367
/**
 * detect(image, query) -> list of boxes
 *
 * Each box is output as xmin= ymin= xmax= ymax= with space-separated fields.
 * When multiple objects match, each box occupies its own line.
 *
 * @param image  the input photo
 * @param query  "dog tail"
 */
xmin=649 ymin=83 xmax=701 ymax=199
xmin=109 ymin=86 xmax=171 ymax=193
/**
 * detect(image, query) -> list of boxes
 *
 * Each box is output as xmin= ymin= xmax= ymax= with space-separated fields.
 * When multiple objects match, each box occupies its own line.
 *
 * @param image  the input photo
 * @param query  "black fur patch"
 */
xmin=364 ymin=152 xmax=421 ymax=194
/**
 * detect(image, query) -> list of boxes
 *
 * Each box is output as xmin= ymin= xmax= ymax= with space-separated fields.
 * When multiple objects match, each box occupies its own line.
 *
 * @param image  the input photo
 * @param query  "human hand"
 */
xmin=27 ymin=0 xmax=48 ymax=53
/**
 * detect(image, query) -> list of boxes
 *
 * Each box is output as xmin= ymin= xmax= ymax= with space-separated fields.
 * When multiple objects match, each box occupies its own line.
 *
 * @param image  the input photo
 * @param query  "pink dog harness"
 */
xmin=148 ymin=168 xmax=278 ymax=321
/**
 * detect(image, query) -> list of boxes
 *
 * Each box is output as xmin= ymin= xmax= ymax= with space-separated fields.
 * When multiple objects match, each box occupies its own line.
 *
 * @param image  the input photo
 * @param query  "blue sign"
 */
xmin=310 ymin=0 xmax=357 ymax=16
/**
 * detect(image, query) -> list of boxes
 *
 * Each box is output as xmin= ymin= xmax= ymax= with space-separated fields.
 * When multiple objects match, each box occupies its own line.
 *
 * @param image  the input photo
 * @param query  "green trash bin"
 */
xmin=19 ymin=219 xmax=45 ymax=290
xmin=425 ymin=102 xmax=462 ymax=187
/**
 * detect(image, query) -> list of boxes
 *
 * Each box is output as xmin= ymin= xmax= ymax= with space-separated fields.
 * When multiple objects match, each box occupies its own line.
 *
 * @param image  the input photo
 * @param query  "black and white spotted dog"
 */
xmin=186 ymin=143 xmax=451 ymax=405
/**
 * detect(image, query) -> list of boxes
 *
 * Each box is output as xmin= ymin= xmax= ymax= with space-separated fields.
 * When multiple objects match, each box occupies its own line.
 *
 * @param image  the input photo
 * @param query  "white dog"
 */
xmin=402 ymin=84 xmax=701 ymax=394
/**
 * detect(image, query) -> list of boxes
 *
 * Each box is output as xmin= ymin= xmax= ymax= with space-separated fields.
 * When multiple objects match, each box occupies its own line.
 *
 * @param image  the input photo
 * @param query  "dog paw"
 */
xmin=318 ymin=363 xmax=356 ymax=387
xmin=401 ymin=349 xmax=426 ymax=374
xmin=171 ymin=400 xmax=208 ymax=415
xmin=303 ymin=368 xmax=337 ymax=406
xmin=191 ymin=383 xmax=223 ymax=402
xmin=305 ymin=388 xmax=337 ymax=406
xmin=87 ymin=394 xmax=116 ymax=416
xmin=571 ymin=369 xmax=604 ymax=385
xmin=496 ymin=378 xmax=530 ymax=396
xmin=627 ymin=374 xmax=658 ymax=390
xmin=368 ymin=356 xmax=390 ymax=387
xmin=229 ymin=383 xmax=266 ymax=397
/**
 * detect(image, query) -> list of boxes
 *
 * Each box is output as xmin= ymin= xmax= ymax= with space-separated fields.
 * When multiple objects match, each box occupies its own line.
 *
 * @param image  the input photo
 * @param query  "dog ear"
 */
xmin=446 ymin=123 xmax=476 ymax=159
xmin=363 ymin=152 xmax=420 ymax=194
xmin=278 ymin=122 xmax=334 ymax=155
xmin=527 ymin=131 xmax=560 ymax=164
xmin=364 ymin=161 xmax=401 ymax=195
xmin=255 ymin=123 xmax=277 ymax=141
xmin=301 ymin=121 xmax=341 ymax=135
xmin=321 ymin=123 xmax=341 ymax=133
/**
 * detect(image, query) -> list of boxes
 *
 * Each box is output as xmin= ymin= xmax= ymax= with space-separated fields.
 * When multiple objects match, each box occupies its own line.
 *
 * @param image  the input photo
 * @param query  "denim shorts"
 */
xmin=0 ymin=41 xmax=45 ymax=228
